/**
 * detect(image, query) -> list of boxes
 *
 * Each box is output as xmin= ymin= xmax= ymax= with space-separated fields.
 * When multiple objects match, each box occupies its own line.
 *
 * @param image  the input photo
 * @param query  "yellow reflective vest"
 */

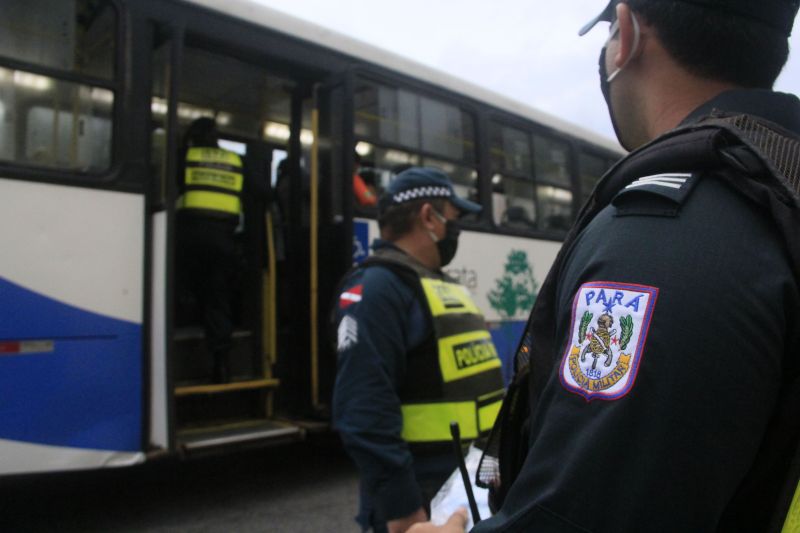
xmin=179 ymin=147 xmax=243 ymax=216
xmin=365 ymin=247 xmax=505 ymax=445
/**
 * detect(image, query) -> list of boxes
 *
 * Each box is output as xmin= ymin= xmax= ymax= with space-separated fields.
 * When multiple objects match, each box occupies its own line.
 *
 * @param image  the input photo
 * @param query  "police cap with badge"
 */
xmin=579 ymin=0 xmax=799 ymax=37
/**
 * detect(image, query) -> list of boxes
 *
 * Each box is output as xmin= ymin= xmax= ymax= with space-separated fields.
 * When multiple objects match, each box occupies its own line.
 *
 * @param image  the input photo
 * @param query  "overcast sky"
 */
xmin=251 ymin=0 xmax=799 ymax=143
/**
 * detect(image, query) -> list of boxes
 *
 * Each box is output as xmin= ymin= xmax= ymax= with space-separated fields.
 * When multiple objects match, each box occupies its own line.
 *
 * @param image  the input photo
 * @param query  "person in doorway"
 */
xmin=354 ymin=152 xmax=379 ymax=207
xmin=176 ymin=117 xmax=245 ymax=384
xmin=412 ymin=0 xmax=800 ymax=531
xmin=333 ymin=167 xmax=506 ymax=533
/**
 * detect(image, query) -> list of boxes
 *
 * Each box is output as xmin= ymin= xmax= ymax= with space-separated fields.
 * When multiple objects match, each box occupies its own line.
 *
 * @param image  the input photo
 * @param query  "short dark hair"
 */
xmin=378 ymin=198 xmax=447 ymax=241
xmin=626 ymin=0 xmax=790 ymax=88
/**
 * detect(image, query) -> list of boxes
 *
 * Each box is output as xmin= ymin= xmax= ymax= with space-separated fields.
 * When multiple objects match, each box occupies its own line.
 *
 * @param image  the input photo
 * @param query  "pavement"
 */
xmin=0 ymin=437 xmax=361 ymax=533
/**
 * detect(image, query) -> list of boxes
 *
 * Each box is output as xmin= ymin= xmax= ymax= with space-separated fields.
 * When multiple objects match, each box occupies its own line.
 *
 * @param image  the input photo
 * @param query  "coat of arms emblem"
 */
xmin=560 ymin=282 xmax=659 ymax=401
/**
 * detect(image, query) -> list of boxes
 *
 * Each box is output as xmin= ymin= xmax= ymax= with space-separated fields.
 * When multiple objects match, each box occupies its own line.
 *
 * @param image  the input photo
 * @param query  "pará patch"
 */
xmin=560 ymin=282 xmax=659 ymax=401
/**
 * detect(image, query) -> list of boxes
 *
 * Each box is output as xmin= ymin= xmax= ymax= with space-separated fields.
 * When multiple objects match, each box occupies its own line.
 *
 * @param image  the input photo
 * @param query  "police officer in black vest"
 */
xmin=176 ymin=117 xmax=245 ymax=383
xmin=333 ymin=168 xmax=506 ymax=533
xmin=411 ymin=1 xmax=800 ymax=532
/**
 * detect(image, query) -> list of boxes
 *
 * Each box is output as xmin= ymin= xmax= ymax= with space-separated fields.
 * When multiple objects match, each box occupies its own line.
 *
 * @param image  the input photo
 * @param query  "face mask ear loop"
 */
xmin=606 ymin=13 xmax=641 ymax=83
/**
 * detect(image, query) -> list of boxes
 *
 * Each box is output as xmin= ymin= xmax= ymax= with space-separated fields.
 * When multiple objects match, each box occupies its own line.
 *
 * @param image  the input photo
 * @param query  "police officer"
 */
xmin=176 ymin=117 xmax=245 ymax=383
xmin=333 ymin=167 xmax=506 ymax=533
xmin=412 ymin=1 xmax=800 ymax=532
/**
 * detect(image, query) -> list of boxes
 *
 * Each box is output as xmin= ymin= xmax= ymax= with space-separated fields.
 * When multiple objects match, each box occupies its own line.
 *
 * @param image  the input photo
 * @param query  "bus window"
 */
xmin=537 ymin=185 xmax=573 ymax=232
xmin=354 ymin=79 xmax=478 ymax=213
xmin=579 ymin=151 xmax=614 ymax=203
xmin=419 ymin=97 xmax=476 ymax=164
xmin=0 ymin=0 xmax=117 ymax=81
xmin=489 ymin=123 xmax=538 ymax=230
xmin=533 ymin=134 xmax=573 ymax=231
xmin=533 ymin=134 xmax=571 ymax=187
xmin=355 ymin=142 xmax=419 ymax=192
xmin=0 ymin=67 xmax=113 ymax=171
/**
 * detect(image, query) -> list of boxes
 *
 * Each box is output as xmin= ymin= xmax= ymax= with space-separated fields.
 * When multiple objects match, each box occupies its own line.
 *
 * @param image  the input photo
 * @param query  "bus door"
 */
xmin=305 ymin=74 xmax=356 ymax=416
xmin=151 ymin=36 xmax=317 ymax=453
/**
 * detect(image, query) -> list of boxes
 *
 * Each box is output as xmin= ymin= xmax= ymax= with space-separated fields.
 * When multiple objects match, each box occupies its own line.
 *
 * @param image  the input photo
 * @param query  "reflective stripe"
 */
xmin=401 ymin=401 xmax=478 ymax=442
xmin=478 ymin=398 xmax=502 ymax=432
xmin=782 ymin=481 xmax=800 ymax=533
xmin=186 ymin=147 xmax=242 ymax=167
xmin=400 ymin=397 xmax=503 ymax=443
xmin=438 ymin=330 xmax=501 ymax=383
xmin=180 ymin=190 xmax=241 ymax=215
xmin=420 ymin=278 xmax=480 ymax=317
xmin=185 ymin=167 xmax=243 ymax=192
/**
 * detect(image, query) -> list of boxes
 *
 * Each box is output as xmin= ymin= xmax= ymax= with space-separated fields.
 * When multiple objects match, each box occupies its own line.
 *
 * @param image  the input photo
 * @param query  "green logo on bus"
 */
xmin=487 ymin=250 xmax=539 ymax=319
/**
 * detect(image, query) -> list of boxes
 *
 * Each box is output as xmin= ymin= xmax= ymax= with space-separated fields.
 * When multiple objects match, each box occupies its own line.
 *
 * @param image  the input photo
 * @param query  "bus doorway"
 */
xmin=149 ymin=38 xmax=328 ymax=453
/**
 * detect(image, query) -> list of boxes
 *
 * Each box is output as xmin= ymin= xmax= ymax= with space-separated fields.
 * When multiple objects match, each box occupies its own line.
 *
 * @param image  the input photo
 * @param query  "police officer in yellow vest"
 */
xmin=176 ymin=117 xmax=244 ymax=383
xmin=332 ymin=167 xmax=505 ymax=533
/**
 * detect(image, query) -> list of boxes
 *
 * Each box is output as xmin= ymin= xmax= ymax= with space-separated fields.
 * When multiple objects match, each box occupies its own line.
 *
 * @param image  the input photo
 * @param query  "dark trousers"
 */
xmin=176 ymin=213 xmax=238 ymax=356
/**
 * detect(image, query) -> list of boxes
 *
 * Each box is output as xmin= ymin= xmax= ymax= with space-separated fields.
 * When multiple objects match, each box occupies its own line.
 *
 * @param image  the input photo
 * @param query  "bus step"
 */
xmin=179 ymin=421 xmax=302 ymax=452
xmin=175 ymin=378 xmax=280 ymax=397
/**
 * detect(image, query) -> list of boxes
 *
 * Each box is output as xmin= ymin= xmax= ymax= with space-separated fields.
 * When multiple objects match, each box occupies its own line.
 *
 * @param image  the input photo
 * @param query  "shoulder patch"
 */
xmin=339 ymin=284 xmax=363 ymax=309
xmin=559 ymin=281 xmax=659 ymax=401
xmin=613 ymin=173 xmax=699 ymax=217
xmin=337 ymin=315 xmax=359 ymax=352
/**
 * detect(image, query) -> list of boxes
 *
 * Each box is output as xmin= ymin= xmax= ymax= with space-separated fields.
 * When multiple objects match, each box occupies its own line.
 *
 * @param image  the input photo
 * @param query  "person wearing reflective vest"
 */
xmin=332 ymin=167 xmax=505 ymax=533
xmin=176 ymin=117 xmax=243 ymax=383
xmin=411 ymin=2 xmax=800 ymax=533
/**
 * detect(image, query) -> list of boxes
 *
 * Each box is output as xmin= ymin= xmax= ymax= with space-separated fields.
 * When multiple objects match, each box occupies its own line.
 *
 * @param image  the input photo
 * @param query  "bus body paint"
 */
xmin=0 ymin=277 xmax=142 ymax=452
xmin=0 ymin=179 xmax=144 ymax=472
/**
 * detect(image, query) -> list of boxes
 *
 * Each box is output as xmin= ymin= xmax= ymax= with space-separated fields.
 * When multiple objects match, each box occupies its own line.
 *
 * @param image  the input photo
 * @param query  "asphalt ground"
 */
xmin=0 ymin=437 xmax=361 ymax=533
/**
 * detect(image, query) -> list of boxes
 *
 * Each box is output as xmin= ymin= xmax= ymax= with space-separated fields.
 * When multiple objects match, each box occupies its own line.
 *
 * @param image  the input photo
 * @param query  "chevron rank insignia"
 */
xmin=560 ymin=282 xmax=659 ymax=401
xmin=337 ymin=316 xmax=359 ymax=352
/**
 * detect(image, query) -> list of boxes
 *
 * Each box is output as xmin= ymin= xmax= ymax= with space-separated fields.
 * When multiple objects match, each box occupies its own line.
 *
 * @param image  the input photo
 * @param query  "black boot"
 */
xmin=212 ymin=352 xmax=230 ymax=384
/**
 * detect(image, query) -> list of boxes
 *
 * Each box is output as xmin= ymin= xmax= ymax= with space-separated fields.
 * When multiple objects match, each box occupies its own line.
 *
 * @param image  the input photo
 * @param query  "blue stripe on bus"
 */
xmin=0 ymin=277 xmax=142 ymax=452
xmin=489 ymin=320 xmax=527 ymax=386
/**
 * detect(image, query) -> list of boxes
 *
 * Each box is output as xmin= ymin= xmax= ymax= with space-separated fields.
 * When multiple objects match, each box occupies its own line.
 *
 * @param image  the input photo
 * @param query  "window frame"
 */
xmin=0 ymin=0 xmax=125 ymax=187
xmin=352 ymin=69 xmax=483 ymax=223
xmin=487 ymin=113 xmax=581 ymax=240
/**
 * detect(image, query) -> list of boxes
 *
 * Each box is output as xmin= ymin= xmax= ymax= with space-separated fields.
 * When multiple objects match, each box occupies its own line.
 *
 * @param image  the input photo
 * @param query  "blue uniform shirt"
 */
xmin=332 ymin=240 xmax=433 ymax=529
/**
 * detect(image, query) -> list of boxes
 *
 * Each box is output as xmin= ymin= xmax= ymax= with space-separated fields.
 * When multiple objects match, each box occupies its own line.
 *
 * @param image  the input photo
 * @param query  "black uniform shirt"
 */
xmin=473 ymin=90 xmax=800 ymax=532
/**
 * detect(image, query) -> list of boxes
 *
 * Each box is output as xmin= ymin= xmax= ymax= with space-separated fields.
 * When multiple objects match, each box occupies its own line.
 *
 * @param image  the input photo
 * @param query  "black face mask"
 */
xmin=432 ymin=211 xmax=460 ymax=267
xmin=599 ymin=45 xmax=627 ymax=149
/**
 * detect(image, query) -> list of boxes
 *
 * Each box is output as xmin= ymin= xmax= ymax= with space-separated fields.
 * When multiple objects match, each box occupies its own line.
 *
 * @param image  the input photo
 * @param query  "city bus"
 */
xmin=0 ymin=0 xmax=622 ymax=475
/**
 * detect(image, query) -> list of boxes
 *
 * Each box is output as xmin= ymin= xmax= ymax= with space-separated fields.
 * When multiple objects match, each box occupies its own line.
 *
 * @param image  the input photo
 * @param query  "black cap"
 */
xmin=579 ymin=0 xmax=799 ymax=37
xmin=378 ymin=167 xmax=482 ymax=216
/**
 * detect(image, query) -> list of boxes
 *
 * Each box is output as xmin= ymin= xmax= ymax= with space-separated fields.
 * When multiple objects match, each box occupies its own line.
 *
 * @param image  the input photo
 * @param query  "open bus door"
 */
xmin=147 ymin=29 xmax=315 ymax=455
xmin=305 ymin=73 xmax=356 ymax=418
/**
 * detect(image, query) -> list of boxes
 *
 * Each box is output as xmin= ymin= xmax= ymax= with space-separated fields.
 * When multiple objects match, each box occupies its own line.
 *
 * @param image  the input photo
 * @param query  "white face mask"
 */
xmin=605 ymin=13 xmax=642 ymax=83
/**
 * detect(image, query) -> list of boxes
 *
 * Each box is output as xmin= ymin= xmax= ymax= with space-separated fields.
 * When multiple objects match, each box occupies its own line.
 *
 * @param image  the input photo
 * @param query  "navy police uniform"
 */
xmin=473 ymin=89 xmax=800 ymax=532
xmin=333 ymin=240 xmax=453 ymax=531
xmin=333 ymin=168 xmax=505 ymax=532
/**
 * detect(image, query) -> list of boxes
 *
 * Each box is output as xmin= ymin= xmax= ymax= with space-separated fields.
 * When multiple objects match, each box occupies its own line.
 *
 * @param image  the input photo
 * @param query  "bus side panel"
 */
xmin=0 ymin=178 xmax=145 ymax=473
xmin=353 ymin=218 xmax=560 ymax=385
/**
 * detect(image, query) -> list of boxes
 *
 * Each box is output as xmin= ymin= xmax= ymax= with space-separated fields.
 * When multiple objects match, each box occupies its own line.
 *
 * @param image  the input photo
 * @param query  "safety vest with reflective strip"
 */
xmin=179 ymin=147 xmax=243 ymax=216
xmin=363 ymin=247 xmax=505 ymax=445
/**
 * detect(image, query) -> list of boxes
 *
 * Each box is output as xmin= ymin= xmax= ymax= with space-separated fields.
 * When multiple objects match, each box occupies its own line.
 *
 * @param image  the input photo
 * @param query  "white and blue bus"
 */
xmin=0 ymin=0 xmax=622 ymax=476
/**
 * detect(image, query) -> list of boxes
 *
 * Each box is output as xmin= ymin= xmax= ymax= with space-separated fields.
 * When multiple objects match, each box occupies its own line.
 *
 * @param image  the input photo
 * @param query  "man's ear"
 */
xmin=614 ymin=3 xmax=642 ymax=70
xmin=419 ymin=202 xmax=437 ymax=231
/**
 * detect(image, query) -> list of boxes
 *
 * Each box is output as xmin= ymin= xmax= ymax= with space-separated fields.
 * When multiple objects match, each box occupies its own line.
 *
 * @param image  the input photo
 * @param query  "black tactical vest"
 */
xmin=479 ymin=113 xmax=800 ymax=532
xmin=362 ymin=247 xmax=506 ymax=446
